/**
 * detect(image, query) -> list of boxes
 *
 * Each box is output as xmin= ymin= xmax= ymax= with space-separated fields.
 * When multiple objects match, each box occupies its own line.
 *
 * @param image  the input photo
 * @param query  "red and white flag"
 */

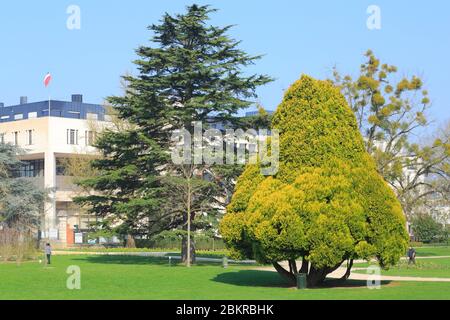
xmin=44 ymin=73 xmax=52 ymax=87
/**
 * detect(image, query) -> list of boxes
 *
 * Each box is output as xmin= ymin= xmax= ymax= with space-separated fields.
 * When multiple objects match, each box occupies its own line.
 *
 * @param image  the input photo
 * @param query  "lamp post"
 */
xmin=187 ymin=177 xmax=191 ymax=268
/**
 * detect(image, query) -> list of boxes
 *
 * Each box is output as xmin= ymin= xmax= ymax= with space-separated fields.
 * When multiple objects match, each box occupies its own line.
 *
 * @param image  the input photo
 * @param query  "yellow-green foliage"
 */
xmin=220 ymin=75 xmax=408 ymax=271
xmin=270 ymin=75 xmax=366 ymax=182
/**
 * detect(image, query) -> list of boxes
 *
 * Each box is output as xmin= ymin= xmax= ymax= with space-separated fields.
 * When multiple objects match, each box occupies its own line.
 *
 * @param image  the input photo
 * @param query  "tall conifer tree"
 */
xmin=76 ymin=4 xmax=272 ymax=262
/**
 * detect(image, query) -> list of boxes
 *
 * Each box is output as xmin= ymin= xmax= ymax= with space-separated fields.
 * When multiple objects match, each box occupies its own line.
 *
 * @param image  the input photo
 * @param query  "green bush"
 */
xmin=220 ymin=75 xmax=409 ymax=287
xmin=411 ymin=214 xmax=445 ymax=243
xmin=134 ymin=237 xmax=226 ymax=251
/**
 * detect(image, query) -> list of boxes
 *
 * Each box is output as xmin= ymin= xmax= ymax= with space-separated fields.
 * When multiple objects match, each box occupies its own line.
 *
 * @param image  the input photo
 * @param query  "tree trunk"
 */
xmin=307 ymin=266 xmax=328 ymax=287
xmin=126 ymin=234 xmax=136 ymax=248
xmin=288 ymin=259 xmax=298 ymax=274
xmin=186 ymin=176 xmax=192 ymax=267
xmin=273 ymin=262 xmax=296 ymax=286
xmin=307 ymin=262 xmax=344 ymax=287
xmin=273 ymin=259 xmax=345 ymax=287
xmin=181 ymin=236 xmax=196 ymax=265
xmin=340 ymin=259 xmax=354 ymax=281
xmin=299 ymin=257 xmax=309 ymax=274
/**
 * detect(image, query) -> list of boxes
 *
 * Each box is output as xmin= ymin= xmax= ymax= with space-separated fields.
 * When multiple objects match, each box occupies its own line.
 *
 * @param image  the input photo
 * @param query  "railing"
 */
xmin=56 ymin=176 xmax=82 ymax=191
xmin=22 ymin=177 xmax=45 ymax=190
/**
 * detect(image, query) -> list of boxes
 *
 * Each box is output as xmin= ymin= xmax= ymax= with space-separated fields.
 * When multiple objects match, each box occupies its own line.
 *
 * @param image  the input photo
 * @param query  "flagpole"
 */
xmin=45 ymin=73 xmax=51 ymax=117
xmin=42 ymin=72 xmax=54 ymax=241
xmin=48 ymin=82 xmax=51 ymax=117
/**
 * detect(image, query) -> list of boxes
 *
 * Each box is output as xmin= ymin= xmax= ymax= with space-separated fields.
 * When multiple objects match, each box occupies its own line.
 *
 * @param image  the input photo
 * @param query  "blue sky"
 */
xmin=0 ymin=0 xmax=449 ymax=132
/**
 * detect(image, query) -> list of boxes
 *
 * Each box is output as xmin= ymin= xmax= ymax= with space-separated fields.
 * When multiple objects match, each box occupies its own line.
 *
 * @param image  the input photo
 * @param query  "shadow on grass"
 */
xmin=416 ymin=251 xmax=442 ymax=257
xmin=213 ymin=270 xmax=393 ymax=289
xmin=317 ymin=278 xmax=392 ymax=289
xmin=72 ymin=255 xmax=171 ymax=266
xmin=416 ymin=246 xmax=449 ymax=257
xmin=212 ymin=270 xmax=292 ymax=288
xmin=164 ymin=253 xmax=227 ymax=259
xmin=71 ymin=255 xmax=231 ymax=267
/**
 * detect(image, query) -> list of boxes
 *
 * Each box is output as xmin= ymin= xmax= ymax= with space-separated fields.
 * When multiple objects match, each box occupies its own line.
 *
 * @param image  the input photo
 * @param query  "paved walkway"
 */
xmin=399 ymin=255 xmax=450 ymax=260
xmin=253 ymin=259 xmax=450 ymax=283
xmin=328 ymin=266 xmax=450 ymax=282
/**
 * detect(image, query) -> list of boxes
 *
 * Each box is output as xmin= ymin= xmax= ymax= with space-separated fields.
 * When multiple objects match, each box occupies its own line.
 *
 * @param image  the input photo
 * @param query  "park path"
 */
xmin=328 ymin=267 xmax=450 ymax=282
xmin=253 ymin=261 xmax=450 ymax=283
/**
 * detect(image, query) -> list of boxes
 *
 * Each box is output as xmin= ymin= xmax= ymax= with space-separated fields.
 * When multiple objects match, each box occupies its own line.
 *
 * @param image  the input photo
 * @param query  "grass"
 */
xmin=1 ymin=255 xmax=450 ymax=300
xmin=53 ymin=247 xmax=181 ymax=253
xmin=53 ymin=247 xmax=230 ymax=258
xmin=168 ymin=251 xmax=230 ymax=259
xmin=53 ymin=245 xmax=450 ymax=260
xmin=415 ymin=246 xmax=450 ymax=257
xmin=353 ymin=258 xmax=450 ymax=278
xmin=352 ymin=246 xmax=450 ymax=274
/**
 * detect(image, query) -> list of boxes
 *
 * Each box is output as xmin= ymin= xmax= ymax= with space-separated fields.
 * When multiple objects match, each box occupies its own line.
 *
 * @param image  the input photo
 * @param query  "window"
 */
xmin=28 ymin=112 xmax=38 ymax=119
xmin=13 ymin=159 xmax=45 ymax=178
xmin=67 ymin=129 xmax=78 ymax=145
xmin=68 ymin=111 xmax=81 ymax=119
xmin=14 ymin=114 xmax=23 ymax=120
xmin=86 ymin=113 xmax=98 ymax=120
xmin=13 ymin=131 xmax=19 ymax=145
xmin=26 ymin=130 xmax=34 ymax=145
xmin=85 ymin=131 xmax=96 ymax=146
xmin=56 ymin=159 xmax=67 ymax=176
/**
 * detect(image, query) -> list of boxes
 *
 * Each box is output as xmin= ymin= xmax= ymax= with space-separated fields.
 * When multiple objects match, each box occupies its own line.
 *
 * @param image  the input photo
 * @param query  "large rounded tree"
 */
xmin=220 ymin=75 xmax=408 ymax=287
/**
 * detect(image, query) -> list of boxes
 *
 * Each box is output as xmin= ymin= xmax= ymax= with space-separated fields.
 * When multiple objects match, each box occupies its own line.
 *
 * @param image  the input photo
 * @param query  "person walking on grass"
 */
xmin=45 ymin=243 xmax=52 ymax=265
xmin=408 ymin=246 xmax=416 ymax=265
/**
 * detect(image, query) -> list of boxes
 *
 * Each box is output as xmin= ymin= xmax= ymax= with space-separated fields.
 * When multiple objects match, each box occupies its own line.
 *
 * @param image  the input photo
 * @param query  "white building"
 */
xmin=0 ymin=95 xmax=109 ymax=246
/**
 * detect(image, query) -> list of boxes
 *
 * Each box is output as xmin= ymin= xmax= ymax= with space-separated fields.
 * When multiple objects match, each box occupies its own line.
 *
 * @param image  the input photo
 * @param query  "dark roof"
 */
xmin=0 ymin=99 xmax=105 ymax=123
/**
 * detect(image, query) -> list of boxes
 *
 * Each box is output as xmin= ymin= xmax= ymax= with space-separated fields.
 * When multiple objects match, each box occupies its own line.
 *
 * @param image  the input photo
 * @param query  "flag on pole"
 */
xmin=44 ymin=73 xmax=52 ymax=116
xmin=44 ymin=73 xmax=52 ymax=87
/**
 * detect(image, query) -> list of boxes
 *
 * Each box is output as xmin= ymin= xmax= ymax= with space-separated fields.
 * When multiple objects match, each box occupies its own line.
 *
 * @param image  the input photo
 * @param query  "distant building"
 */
xmin=369 ymin=140 xmax=450 ymax=238
xmin=0 ymin=100 xmax=275 ymax=247
xmin=0 ymin=95 xmax=110 ymax=246
xmin=245 ymin=110 xmax=274 ymax=117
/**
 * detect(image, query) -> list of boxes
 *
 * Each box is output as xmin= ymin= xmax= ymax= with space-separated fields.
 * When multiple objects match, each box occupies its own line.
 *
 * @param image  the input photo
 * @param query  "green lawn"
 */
xmin=52 ymin=245 xmax=450 ymax=259
xmin=415 ymin=246 xmax=450 ymax=257
xmin=53 ymin=247 xmax=182 ymax=253
xmin=1 ymin=255 xmax=450 ymax=300
xmin=353 ymin=258 xmax=450 ymax=278
xmin=352 ymin=246 xmax=450 ymax=277
xmin=53 ymin=247 xmax=230 ymax=258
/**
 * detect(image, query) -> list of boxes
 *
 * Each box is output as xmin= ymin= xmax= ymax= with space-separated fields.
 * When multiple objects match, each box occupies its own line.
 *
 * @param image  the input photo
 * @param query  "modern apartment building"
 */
xmin=0 ymin=95 xmax=109 ymax=246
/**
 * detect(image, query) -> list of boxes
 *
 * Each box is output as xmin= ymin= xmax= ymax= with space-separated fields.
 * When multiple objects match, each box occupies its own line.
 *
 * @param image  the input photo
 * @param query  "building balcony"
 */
xmin=56 ymin=176 xmax=82 ymax=192
xmin=22 ymin=176 xmax=45 ymax=190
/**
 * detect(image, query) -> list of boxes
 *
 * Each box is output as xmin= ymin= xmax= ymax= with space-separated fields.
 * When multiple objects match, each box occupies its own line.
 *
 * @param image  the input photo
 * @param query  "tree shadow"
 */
xmin=71 ymin=254 xmax=230 ymax=267
xmin=416 ymin=250 xmax=443 ymax=257
xmin=213 ymin=270 xmax=393 ymax=289
xmin=316 ymin=278 xmax=392 ymax=289
xmin=71 ymin=255 xmax=170 ymax=266
xmin=212 ymin=270 xmax=292 ymax=288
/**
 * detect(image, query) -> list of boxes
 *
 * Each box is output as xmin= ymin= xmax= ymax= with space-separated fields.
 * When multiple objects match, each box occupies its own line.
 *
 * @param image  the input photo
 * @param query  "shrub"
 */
xmin=220 ymin=75 xmax=409 ymax=287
